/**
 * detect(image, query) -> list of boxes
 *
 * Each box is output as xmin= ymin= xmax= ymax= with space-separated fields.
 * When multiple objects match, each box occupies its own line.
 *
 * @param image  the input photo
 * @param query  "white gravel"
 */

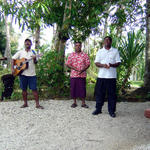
xmin=0 ymin=100 xmax=150 ymax=150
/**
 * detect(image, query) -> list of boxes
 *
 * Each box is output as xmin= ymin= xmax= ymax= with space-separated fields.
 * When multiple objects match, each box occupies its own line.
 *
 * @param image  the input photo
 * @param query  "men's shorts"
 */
xmin=70 ymin=78 xmax=86 ymax=99
xmin=19 ymin=75 xmax=37 ymax=90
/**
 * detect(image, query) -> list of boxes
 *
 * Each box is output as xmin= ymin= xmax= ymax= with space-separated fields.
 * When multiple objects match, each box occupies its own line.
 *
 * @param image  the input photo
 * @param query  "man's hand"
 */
xmin=66 ymin=64 xmax=79 ymax=72
xmin=72 ymin=67 xmax=79 ymax=71
xmin=103 ymin=64 xmax=110 ymax=69
xmin=32 ymin=55 xmax=36 ymax=59
xmin=0 ymin=57 xmax=7 ymax=60
xmin=95 ymin=62 xmax=110 ymax=69
xmin=109 ymin=62 xmax=120 ymax=68
xmin=78 ymin=65 xmax=90 ymax=75
xmin=32 ymin=55 xmax=38 ymax=64
xmin=78 ymin=69 xmax=84 ymax=75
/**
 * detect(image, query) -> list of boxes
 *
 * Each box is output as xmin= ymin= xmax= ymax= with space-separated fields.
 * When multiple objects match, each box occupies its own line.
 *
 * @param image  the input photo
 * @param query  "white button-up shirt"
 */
xmin=94 ymin=47 xmax=121 ymax=78
xmin=12 ymin=50 xmax=36 ymax=76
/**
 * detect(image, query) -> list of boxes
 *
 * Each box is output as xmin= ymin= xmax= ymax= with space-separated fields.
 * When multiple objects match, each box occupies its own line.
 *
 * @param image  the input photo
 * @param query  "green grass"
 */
xmin=1 ymin=80 xmax=144 ymax=101
xmin=86 ymin=83 xmax=95 ymax=100
xmin=130 ymin=80 xmax=144 ymax=87
xmin=86 ymin=81 xmax=144 ymax=100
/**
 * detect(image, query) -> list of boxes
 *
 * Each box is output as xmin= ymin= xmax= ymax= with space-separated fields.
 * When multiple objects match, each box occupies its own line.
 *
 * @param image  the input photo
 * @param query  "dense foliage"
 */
xmin=0 ymin=20 xmax=6 ymax=56
xmin=36 ymin=46 xmax=70 ymax=98
xmin=0 ymin=0 xmax=147 ymax=100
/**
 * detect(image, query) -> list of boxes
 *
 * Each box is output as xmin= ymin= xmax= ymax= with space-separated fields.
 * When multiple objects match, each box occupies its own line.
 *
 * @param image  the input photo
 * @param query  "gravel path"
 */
xmin=0 ymin=100 xmax=150 ymax=150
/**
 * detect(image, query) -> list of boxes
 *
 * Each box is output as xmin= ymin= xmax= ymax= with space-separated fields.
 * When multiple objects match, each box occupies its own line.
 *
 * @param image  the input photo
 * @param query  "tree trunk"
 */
xmin=103 ymin=16 xmax=108 ymax=39
xmin=83 ymin=38 xmax=90 ymax=54
xmin=35 ymin=25 xmax=40 ymax=51
xmin=54 ymin=0 xmax=72 ymax=68
xmin=120 ymin=66 xmax=132 ymax=94
xmin=116 ymin=26 xmax=123 ymax=37
xmin=56 ymin=0 xmax=71 ymax=51
xmin=144 ymin=0 xmax=150 ymax=89
xmin=51 ymin=24 xmax=57 ymax=50
xmin=116 ymin=4 xmax=123 ymax=37
xmin=4 ymin=0 xmax=11 ymax=67
xmin=53 ymin=24 xmax=63 ymax=52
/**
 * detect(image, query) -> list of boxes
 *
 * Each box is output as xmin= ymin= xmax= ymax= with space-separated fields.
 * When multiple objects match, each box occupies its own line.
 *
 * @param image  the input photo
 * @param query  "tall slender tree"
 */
xmin=144 ymin=0 xmax=150 ymax=89
xmin=0 ymin=20 xmax=6 ymax=56
xmin=4 ymin=0 xmax=11 ymax=66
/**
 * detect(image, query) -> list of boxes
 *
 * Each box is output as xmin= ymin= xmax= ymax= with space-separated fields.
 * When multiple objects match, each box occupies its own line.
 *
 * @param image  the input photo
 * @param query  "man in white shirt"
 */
xmin=92 ymin=36 xmax=121 ymax=117
xmin=11 ymin=39 xmax=44 ymax=109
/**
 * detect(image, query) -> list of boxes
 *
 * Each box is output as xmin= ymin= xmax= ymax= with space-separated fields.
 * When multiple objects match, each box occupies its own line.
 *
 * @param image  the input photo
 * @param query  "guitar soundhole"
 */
xmin=17 ymin=66 xmax=21 ymax=70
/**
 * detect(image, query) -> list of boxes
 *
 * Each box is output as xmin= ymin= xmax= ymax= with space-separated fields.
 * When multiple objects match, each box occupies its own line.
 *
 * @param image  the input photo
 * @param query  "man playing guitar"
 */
xmin=11 ymin=39 xmax=44 ymax=109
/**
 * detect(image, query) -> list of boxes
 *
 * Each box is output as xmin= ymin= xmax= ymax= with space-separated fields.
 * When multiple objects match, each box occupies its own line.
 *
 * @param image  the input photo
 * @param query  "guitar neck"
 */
xmin=23 ymin=54 xmax=42 ymax=64
xmin=24 ymin=58 xmax=33 ymax=64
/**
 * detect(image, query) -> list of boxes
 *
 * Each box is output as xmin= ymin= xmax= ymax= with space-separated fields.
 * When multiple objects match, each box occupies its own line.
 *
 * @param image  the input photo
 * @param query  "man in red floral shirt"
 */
xmin=66 ymin=42 xmax=90 ymax=108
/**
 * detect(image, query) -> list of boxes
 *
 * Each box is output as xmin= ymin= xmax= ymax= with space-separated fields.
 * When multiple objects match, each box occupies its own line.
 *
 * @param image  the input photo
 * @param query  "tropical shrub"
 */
xmin=36 ymin=48 xmax=70 ymax=98
xmin=117 ymin=31 xmax=145 ymax=93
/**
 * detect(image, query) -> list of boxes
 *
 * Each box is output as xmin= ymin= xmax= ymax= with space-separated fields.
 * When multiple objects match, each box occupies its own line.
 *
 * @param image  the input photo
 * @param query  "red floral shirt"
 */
xmin=66 ymin=51 xmax=90 ymax=78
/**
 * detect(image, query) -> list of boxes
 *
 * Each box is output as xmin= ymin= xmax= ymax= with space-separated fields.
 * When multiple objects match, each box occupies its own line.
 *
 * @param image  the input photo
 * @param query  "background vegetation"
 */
xmin=0 ymin=0 xmax=149 ymax=101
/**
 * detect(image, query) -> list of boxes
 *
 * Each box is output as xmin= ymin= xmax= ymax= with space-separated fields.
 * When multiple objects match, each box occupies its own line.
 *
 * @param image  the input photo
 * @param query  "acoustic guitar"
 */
xmin=13 ymin=54 xmax=43 ymax=76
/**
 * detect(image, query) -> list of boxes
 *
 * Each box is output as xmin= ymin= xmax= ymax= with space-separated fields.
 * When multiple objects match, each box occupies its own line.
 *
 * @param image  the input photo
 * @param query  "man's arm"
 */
xmin=109 ymin=62 xmax=120 ymax=68
xmin=94 ymin=50 xmax=110 ymax=69
xmin=65 ymin=54 xmax=80 ymax=72
xmin=109 ymin=49 xmax=121 ymax=68
xmin=32 ymin=56 xmax=38 ymax=64
xmin=78 ymin=64 xmax=90 ymax=74
xmin=0 ymin=57 xmax=7 ymax=60
xmin=66 ymin=64 xmax=79 ymax=72
xmin=79 ymin=53 xmax=90 ymax=74
xmin=95 ymin=62 xmax=110 ymax=68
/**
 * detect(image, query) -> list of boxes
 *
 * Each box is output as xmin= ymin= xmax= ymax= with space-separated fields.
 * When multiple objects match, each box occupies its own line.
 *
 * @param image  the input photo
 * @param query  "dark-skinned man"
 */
xmin=92 ymin=36 xmax=121 ymax=117
xmin=11 ymin=39 xmax=44 ymax=109
xmin=66 ymin=42 xmax=90 ymax=108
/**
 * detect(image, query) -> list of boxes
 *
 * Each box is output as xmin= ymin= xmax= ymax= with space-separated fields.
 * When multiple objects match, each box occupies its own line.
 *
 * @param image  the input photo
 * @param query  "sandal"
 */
xmin=71 ymin=103 xmax=77 ymax=108
xmin=81 ymin=104 xmax=89 ymax=108
xmin=20 ymin=104 xmax=28 ymax=108
xmin=36 ymin=105 xmax=44 ymax=109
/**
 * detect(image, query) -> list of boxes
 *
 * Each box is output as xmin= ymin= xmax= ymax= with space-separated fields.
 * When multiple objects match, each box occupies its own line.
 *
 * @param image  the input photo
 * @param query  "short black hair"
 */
xmin=75 ymin=41 xmax=82 ymax=45
xmin=24 ymin=38 xmax=32 ymax=43
xmin=104 ymin=36 xmax=112 ymax=42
